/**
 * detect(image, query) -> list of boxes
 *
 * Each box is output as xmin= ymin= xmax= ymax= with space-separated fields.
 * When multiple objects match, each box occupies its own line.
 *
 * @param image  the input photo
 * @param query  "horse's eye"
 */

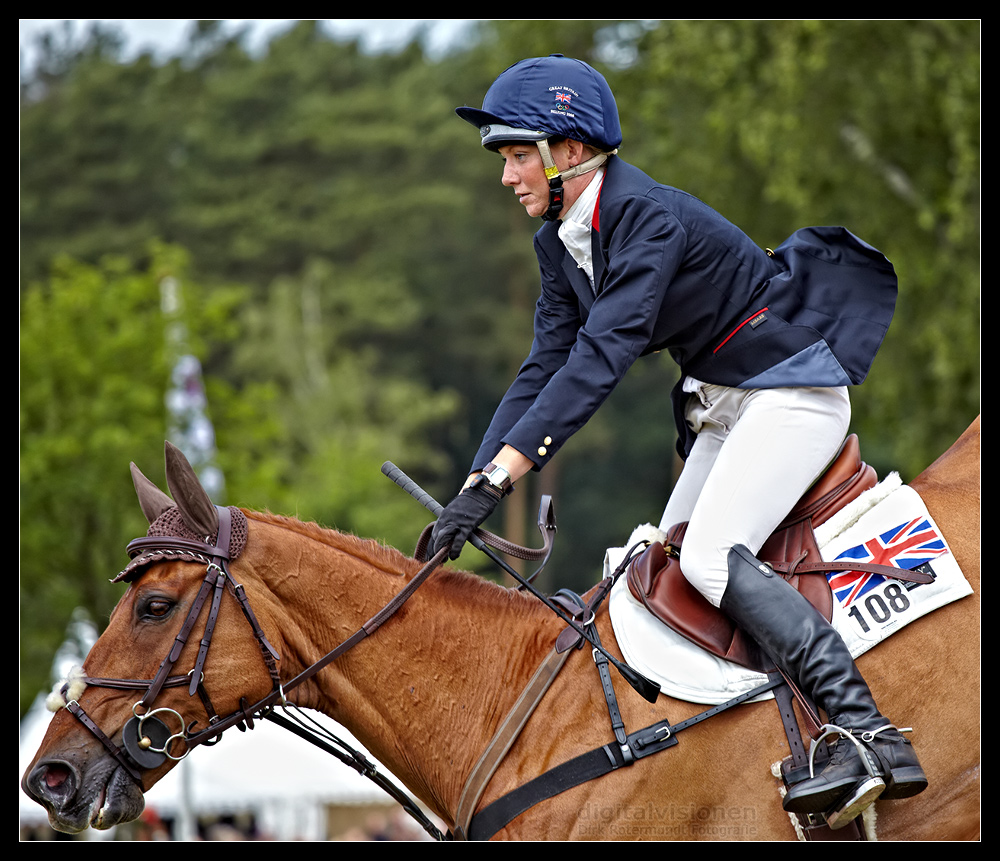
xmin=140 ymin=598 xmax=174 ymax=620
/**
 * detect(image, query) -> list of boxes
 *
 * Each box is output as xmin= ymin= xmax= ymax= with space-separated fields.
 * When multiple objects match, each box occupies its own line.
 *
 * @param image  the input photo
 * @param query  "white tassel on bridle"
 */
xmin=46 ymin=666 xmax=88 ymax=712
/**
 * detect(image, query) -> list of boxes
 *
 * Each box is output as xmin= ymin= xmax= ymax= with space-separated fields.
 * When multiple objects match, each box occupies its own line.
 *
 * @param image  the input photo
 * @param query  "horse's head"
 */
xmin=22 ymin=443 xmax=283 ymax=833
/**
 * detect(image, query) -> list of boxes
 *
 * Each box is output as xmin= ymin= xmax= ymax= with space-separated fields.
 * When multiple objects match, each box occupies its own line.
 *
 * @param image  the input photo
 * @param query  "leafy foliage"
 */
xmin=21 ymin=246 xmax=191 ymax=708
xmin=19 ymin=20 xmax=979 ymax=714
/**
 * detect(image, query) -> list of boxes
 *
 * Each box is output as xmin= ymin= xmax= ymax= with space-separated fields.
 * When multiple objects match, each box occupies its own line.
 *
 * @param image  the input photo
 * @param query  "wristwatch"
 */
xmin=480 ymin=462 xmax=514 ymax=496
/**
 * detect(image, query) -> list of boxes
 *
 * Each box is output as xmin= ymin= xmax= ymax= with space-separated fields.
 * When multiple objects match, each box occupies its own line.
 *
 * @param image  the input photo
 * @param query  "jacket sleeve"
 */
xmin=474 ymin=192 xmax=687 ymax=471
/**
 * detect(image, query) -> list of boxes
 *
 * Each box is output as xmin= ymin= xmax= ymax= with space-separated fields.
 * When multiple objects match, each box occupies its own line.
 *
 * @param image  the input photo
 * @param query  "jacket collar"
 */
xmin=537 ymin=156 xmax=622 ymax=302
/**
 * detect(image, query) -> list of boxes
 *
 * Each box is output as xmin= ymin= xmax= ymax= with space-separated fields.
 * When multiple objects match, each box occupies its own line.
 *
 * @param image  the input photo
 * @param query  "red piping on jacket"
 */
xmin=714 ymin=308 xmax=769 ymax=353
xmin=592 ymin=181 xmax=603 ymax=231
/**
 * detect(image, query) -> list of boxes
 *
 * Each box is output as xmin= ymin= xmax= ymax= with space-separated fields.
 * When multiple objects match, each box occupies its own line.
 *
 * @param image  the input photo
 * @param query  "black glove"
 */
xmin=430 ymin=480 xmax=502 ymax=560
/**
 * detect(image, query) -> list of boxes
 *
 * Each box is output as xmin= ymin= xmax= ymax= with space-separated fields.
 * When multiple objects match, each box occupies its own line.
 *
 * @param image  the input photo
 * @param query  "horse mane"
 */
xmin=244 ymin=508 xmax=424 ymax=573
xmin=242 ymin=509 xmax=537 ymax=612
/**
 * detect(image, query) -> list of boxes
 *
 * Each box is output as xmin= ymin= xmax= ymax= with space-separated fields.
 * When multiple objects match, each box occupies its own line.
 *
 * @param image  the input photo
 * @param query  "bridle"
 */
xmin=62 ymin=506 xmax=284 ymax=784
xmin=57 ymin=503 xmax=454 ymax=838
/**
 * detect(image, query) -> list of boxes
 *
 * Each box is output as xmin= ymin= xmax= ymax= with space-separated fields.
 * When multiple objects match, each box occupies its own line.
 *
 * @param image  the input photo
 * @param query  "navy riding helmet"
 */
xmin=456 ymin=54 xmax=622 ymax=220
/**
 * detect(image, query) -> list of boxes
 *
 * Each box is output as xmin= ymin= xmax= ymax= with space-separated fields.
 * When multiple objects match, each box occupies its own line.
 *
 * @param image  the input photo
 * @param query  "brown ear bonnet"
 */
xmin=114 ymin=505 xmax=249 ymax=583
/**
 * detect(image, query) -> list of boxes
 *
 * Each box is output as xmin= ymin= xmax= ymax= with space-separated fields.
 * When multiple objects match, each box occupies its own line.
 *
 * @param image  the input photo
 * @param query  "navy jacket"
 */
xmin=472 ymin=157 xmax=896 ymax=467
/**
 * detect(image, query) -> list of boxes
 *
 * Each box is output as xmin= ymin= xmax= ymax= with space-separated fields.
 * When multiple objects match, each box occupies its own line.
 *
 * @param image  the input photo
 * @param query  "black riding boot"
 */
xmin=719 ymin=545 xmax=927 ymax=826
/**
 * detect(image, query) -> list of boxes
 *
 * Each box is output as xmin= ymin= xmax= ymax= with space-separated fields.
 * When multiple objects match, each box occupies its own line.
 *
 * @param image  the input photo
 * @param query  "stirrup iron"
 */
xmin=810 ymin=723 xmax=886 ymax=829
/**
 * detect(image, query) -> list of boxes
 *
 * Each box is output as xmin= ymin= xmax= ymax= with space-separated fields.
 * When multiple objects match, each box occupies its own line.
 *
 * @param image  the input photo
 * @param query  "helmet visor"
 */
xmin=478 ymin=122 xmax=549 ymax=151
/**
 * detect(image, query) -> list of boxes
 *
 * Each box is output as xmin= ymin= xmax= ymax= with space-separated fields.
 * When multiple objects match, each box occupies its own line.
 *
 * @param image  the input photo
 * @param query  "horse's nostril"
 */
xmin=28 ymin=760 xmax=78 ymax=803
xmin=44 ymin=762 xmax=71 ymax=789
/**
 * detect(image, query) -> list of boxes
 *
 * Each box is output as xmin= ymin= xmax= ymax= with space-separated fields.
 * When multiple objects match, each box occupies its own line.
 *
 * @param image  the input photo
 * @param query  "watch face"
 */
xmin=484 ymin=464 xmax=512 ymax=492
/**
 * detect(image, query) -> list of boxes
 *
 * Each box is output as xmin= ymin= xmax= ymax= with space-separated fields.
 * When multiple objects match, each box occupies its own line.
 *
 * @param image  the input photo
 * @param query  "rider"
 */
xmin=433 ymin=54 xmax=926 ymax=824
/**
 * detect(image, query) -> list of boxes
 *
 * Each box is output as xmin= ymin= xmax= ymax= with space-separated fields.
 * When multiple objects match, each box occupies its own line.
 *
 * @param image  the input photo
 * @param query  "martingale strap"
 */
xmin=453 ymin=547 xmax=655 ymax=841
xmin=452 ymin=571 xmax=628 ymax=840
xmin=453 ymin=539 xmax=816 ymax=842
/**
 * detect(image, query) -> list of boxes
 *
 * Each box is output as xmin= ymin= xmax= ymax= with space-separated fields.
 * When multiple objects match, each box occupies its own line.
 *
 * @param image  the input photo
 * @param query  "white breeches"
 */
xmin=658 ymin=384 xmax=852 ymax=608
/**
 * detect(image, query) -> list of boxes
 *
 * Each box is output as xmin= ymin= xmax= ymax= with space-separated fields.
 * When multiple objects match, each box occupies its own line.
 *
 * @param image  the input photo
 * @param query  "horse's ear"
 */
xmin=163 ymin=441 xmax=219 ymax=539
xmin=130 ymin=462 xmax=174 ymax=525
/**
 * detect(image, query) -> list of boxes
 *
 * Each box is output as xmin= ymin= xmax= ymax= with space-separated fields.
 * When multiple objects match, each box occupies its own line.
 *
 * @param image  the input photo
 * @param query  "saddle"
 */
xmin=626 ymin=434 xmax=910 ymax=673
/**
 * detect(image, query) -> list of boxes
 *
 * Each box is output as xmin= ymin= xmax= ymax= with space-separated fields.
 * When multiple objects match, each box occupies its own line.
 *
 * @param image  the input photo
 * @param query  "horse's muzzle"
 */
xmin=23 ymin=757 xmax=145 ymax=833
xmin=23 ymin=759 xmax=92 ymax=831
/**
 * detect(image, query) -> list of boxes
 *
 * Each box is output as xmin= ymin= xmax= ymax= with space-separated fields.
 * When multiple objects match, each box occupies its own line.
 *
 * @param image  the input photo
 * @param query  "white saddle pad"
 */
xmin=607 ymin=475 xmax=973 ymax=705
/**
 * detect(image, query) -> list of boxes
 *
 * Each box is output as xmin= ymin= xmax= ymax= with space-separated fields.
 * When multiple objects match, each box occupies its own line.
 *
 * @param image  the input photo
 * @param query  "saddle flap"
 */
xmin=759 ymin=519 xmax=834 ymax=622
xmin=626 ymin=540 xmax=769 ymax=672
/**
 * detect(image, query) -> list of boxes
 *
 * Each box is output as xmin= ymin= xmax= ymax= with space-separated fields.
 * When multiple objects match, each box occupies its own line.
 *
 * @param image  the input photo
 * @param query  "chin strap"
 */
xmin=536 ymin=139 xmax=616 ymax=222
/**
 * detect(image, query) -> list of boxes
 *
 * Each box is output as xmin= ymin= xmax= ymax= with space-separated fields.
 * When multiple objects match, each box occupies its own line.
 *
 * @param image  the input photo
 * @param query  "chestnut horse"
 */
xmin=23 ymin=418 xmax=980 ymax=840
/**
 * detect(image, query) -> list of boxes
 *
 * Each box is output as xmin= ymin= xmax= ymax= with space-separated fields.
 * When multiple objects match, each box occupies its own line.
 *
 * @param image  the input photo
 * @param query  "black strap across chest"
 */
xmin=465 ymin=669 xmax=785 ymax=840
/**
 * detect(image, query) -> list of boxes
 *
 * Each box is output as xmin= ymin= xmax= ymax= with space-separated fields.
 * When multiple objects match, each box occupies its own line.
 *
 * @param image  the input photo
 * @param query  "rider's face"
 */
xmin=498 ymin=139 xmax=593 ymax=219
xmin=499 ymin=144 xmax=553 ymax=218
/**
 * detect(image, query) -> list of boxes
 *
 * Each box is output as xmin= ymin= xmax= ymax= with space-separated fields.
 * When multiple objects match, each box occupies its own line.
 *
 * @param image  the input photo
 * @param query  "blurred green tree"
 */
xmin=19 ymin=21 xmax=979 ymax=700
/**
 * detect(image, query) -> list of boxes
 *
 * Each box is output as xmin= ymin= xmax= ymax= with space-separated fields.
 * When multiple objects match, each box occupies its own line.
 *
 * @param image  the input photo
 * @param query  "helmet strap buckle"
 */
xmin=536 ymin=138 xmax=565 ymax=221
xmin=543 ymin=181 xmax=565 ymax=222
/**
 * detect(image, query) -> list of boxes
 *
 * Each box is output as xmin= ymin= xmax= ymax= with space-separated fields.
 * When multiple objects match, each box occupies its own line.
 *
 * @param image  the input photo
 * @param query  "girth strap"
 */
xmin=453 ymin=560 xmax=635 ymax=841
xmin=466 ymin=675 xmax=785 ymax=840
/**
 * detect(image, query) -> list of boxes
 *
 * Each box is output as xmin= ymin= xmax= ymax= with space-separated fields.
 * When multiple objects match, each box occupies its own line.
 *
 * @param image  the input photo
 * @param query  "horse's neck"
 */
xmin=911 ymin=415 xmax=980 ymax=591
xmin=244 ymin=514 xmax=554 ymax=819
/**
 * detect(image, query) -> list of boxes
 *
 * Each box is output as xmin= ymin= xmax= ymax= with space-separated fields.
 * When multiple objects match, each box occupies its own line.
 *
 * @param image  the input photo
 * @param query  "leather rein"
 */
xmin=59 ymin=504 xmax=456 ymax=840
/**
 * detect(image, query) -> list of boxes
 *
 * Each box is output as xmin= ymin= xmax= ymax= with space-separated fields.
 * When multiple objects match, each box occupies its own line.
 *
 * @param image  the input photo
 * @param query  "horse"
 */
xmin=22 ymin=417 xmax=980 ymax=840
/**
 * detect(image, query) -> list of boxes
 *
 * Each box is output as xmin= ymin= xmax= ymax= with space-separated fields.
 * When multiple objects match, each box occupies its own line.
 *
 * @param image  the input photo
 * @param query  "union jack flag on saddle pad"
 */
xmin=827 ymin=516 xmax=949 ymax=608
xmin=605 ymin=481 xmax=972 ymax=705
xmin=815 ymin=481 xmax=971 ymax=654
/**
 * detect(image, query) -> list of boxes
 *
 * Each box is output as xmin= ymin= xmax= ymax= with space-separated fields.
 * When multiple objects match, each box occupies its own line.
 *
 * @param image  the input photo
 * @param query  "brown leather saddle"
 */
xmin=626 ymin=434 xmax=930 ymax=673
